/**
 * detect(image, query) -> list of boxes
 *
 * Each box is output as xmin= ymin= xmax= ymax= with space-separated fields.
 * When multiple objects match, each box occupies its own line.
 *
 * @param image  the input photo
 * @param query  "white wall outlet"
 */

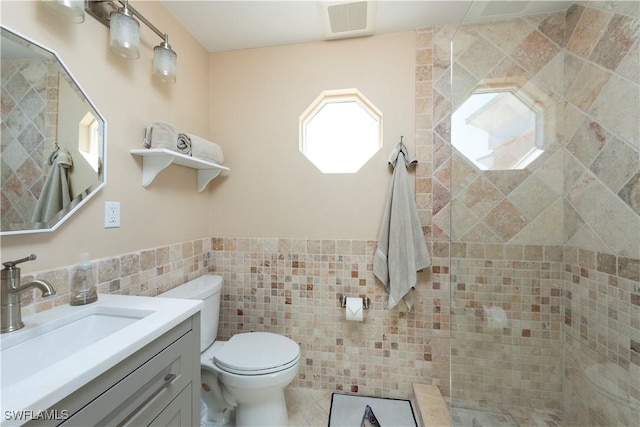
xmin=104 ymin=202 xmax=120 ymax=228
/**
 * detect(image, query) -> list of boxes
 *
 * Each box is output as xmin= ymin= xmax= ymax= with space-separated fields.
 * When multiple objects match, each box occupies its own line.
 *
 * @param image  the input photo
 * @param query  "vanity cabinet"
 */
xmin=24 ymin=314 xmax=201 ymax=427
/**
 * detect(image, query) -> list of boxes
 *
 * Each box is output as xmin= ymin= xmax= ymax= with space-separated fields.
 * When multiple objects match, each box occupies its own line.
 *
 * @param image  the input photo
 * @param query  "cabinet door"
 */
xmin=147 ymin=385 xmax=193 ymax=427
xmin=67 ymin=333 xmax=193 ymax=426
xmin=54 ymin=323 xmax=196 ymax=427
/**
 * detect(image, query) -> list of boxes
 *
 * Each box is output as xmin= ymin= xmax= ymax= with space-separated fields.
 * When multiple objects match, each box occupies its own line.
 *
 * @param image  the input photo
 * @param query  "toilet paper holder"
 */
xmin=339 ymin=295 xmax=370 ymax=310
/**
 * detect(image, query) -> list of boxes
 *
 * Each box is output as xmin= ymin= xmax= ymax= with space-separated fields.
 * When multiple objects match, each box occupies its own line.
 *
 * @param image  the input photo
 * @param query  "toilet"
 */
xmin=158 ymin=275 xmax=300 ymax=426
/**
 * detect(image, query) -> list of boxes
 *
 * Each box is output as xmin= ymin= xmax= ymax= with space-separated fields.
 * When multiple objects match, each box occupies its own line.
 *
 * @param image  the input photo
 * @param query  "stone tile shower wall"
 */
xmin=210 ymin=237 xmax=450 ymax=399
xmin=438 ymin=1 xmax=640 ymax=423
xmin=563 ymin=247 xmax=639 ymax=426
xmin=440 ymin=10 xmax=569 ymax=412
xmin=563 ymin=2 xmax=639 ymax=258
xmin=1 ymin=58 xmax=58 ymax=230
xmin=561 ymin=2 xmax=639 ymax=425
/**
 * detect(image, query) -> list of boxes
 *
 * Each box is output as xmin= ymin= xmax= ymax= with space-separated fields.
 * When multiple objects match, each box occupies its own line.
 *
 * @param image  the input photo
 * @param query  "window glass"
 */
xmin=300 ymin=89 xmax=382 ymax=173
xmin=452 ymin=90 xmax=542 ymax=170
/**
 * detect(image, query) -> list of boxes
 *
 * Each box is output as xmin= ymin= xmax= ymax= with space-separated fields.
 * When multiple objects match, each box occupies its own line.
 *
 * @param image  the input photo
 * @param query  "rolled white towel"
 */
xmin=188 ymin=133 xmax=224 ymax=164
xmin=176 ymin=133 xmax=192 ymax=155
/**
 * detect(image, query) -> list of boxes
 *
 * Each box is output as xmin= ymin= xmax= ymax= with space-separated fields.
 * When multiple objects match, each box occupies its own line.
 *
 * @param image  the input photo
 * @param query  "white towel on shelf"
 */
xmin=188 ymin=133 xmax=224 ymax=164
xmin=144 ymin=122 xmax=184 ymax=152
xmin=373 ymin=142 xmax=431 ymax=310
xmin=176 ymin=133 xmax=192 ymax=155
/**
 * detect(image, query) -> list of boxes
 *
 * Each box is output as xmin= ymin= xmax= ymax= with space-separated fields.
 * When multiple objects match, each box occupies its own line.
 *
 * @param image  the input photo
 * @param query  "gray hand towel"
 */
xmin=31 ymin=148 xmax=73 ymax=223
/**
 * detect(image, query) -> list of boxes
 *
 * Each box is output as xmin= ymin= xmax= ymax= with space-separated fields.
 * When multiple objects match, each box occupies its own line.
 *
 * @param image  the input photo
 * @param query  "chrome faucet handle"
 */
xmin=2 ymin=254 xmax=37 ymax=269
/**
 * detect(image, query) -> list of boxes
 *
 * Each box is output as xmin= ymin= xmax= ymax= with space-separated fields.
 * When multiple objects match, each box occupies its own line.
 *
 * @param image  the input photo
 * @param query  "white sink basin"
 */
xmin=0 ymin=294 xmax=201 ymax=425
xmin=0 ymin=307 xmax=152 ymax=388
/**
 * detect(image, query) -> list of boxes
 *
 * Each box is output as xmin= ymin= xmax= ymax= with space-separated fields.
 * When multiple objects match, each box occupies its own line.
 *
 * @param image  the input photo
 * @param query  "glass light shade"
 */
xmin=109 ymin=10 xmax=140 ymax=59
xmin=153 ymin=45 xmax=177 ymax=83
xmin=41 ymin=0 xmax=85 ymax=23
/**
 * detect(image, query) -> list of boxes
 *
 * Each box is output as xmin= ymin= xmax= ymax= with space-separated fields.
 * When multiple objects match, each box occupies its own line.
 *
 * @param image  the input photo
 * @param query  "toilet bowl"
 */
xmin=158 ymin=275 xmax=300 ymax=426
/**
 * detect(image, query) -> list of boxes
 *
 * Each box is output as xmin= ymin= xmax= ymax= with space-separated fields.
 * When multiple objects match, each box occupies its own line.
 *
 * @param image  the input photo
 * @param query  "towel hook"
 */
xmin=399 ymin=136 xmax=407 ymax=152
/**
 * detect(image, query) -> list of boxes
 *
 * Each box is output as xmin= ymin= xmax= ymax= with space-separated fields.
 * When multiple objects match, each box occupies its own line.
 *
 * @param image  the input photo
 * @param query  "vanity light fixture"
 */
xmin=41 ymin=0 xmax=86 ymax=23
xmin=108 ymin=0 xmax=140 ymax=59
xmin=153 ymin=36 xmax=177 ymax=83
xmin=41 ymin=0 xmax=177 ymax=83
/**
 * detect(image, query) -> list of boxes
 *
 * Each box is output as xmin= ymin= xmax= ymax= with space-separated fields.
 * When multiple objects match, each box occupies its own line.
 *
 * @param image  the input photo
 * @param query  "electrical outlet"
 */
xmin=104 ymin=202 xmax=120 ymax=228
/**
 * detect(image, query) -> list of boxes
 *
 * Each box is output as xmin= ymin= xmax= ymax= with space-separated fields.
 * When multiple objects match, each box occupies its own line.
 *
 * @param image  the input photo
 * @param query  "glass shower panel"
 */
xmin=449 ymin=4 xmax=566 ymax=419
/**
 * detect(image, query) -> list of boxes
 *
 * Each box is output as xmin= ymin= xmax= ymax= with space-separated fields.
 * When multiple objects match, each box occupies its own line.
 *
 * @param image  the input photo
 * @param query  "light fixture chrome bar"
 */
xmin=118 ymin=0 xmax=166 ymax=42
xmin=84 ymin=0 xmax=167 ymax=43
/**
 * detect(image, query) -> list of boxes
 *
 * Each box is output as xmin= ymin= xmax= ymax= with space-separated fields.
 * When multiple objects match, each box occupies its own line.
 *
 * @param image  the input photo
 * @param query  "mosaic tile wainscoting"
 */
xmin=450 ymin=244 xmax=565 ymax=413
xmin=563 ymin=247 xmax=640 ymax=426
xmin=16 ymin=237 xmax=214 ymax=318
xmin=210 ymin=237 xmax=450 ymax=400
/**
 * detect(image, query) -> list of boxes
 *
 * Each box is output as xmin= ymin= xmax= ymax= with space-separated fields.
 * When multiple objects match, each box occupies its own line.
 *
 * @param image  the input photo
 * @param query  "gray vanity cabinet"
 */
xmin=24 ymin=314 xmax=201 ymax=427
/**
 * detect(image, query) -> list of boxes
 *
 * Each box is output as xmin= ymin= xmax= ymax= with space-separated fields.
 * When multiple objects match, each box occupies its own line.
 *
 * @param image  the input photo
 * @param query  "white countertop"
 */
xmin=0 ymin=294 xmax=201 ymax=425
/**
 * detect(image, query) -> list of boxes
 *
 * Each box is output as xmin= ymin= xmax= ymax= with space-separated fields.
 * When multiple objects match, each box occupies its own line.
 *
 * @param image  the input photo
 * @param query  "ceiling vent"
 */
xmin=481 ymin=1 xmax=529 ymax=17
xmin=321 ymin=1 xmax=376 ymax=40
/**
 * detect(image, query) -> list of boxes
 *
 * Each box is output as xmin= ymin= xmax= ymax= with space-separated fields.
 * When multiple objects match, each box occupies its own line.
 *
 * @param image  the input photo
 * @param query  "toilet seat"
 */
xmin=213 ymin=332 xmax=300 ymax=375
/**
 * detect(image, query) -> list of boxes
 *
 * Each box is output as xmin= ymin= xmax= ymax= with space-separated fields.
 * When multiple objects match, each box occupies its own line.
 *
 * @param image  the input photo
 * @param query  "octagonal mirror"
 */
xmin=300 ymin=89 xmax=382 ymax=173
xmin=1 ymin=26 xmax=106 ymax=235
xmin=452 ymin=90 xmax=543 ymax=170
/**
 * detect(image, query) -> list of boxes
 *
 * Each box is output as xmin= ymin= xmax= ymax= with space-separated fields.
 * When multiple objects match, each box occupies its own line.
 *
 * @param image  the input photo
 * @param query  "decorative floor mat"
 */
xmin=328 ymin=393 xmax=417 ymax=427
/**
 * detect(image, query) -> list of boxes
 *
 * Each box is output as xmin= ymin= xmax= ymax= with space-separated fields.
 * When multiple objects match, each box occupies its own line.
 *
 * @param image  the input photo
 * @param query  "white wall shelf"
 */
xmin=130 ymin=148 xmax=229 ymax=192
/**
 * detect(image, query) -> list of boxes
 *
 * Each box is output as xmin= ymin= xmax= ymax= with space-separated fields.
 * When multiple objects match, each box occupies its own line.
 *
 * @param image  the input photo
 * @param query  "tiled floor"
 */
xmin=450 ymin=406 xmax=567 ymax=427
xmin=285 ymin=387 xmax=569 ymax=427
xmin=286 ymin=387 xmax=333 ymax=426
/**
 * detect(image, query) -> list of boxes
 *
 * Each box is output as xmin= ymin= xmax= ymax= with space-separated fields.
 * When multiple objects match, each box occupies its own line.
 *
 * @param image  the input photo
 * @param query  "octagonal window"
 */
xmin=452 ymin=90 xmax=543 ymax=170
xmin=300 ymin=89 xmax=382 ymax=173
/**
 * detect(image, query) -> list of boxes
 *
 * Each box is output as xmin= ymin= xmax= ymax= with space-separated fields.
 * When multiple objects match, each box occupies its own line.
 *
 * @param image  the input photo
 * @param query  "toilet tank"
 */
xmin=158 ymin=275 xmax=223 ymax=351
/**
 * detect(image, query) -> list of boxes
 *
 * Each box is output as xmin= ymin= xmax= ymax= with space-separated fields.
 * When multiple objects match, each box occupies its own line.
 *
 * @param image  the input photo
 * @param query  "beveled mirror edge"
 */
xmin=0 ymin=25 xmax=108 ymax=236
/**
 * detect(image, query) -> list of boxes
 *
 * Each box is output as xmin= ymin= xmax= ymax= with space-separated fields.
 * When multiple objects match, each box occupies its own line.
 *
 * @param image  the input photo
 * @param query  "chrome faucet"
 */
xmin=1 ymin=254 xmax=56 ymax=333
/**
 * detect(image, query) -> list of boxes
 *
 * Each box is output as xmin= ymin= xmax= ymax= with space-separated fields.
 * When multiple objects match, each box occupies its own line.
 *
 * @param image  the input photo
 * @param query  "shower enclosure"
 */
xmin=445 ymin=1 xmax=639 ymax=425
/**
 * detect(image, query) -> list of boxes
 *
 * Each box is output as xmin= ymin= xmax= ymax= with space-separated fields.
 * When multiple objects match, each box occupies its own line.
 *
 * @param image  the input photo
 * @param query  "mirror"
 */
xmin=1 ymin=26 xmax=106 ymax=235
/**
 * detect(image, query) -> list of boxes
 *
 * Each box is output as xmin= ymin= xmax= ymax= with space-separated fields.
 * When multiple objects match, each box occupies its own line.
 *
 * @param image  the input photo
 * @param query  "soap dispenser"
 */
xmin=70 ymin=252 xmax=97 ymax=306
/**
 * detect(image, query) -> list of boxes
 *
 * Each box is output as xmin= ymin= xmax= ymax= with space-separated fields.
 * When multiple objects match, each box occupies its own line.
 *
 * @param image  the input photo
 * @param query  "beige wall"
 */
xmin=1 ymin=1 xmax=211 ymax=273
xmin=207 ymin=32 xmax=416 ymax=240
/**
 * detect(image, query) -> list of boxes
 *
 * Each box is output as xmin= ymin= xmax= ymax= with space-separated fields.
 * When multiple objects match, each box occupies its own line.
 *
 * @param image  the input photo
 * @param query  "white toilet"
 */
xmin=158 ymin=275 xmax=300 ymax=426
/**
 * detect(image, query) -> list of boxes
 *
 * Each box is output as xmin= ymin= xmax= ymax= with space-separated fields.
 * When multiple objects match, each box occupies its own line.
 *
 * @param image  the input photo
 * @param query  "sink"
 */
xmin=0 ymin=306 xmax=152 ymax=388
xmin=0 ymin=294 xmax=201 ymax=423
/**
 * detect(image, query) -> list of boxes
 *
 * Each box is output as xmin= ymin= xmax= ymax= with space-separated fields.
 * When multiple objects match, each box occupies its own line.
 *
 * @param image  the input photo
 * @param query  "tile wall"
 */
xmin=563 ymin=247 xmax=640 ymax=426
xmin=1 ymin=58 xmax=58 ymax=231
xmin=561 ymin=3 xmax=640 ymax=424
xmin=438 ymin=2 xmax=639 ymax=424
xmin=210 ymin=237 xmax=449 ymax=399
xmin=16 ymin=237 xmax=213 ymax=318
xmin=437 ymin=8 xmax=571 ymax=412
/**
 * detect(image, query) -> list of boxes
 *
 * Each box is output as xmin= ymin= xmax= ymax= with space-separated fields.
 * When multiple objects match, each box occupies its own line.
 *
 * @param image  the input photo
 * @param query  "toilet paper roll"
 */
xmin=346 ymin=297 xmax=363 ymax=321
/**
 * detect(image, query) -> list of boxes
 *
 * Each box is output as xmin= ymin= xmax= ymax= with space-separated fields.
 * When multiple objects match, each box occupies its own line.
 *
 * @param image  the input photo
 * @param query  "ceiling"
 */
xmin=160 ymin=1 xmax=573 ymax=53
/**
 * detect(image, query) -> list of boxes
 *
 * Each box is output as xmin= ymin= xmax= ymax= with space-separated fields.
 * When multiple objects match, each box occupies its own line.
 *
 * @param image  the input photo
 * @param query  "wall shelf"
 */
xmin=130 ymin=148 xmax=229 ymax=192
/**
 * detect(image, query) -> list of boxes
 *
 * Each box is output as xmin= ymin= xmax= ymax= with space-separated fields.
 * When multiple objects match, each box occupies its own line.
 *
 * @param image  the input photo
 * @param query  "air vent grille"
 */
xmin=481 ymin=1 xmax=529 ymax=16
xmin=327 ymin=1 xmax=368 ymax=33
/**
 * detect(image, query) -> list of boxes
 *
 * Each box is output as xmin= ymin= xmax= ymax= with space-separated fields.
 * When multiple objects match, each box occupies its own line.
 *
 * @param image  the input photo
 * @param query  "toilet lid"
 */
xmin=213 ymin=332 xmax=300 ymax=375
